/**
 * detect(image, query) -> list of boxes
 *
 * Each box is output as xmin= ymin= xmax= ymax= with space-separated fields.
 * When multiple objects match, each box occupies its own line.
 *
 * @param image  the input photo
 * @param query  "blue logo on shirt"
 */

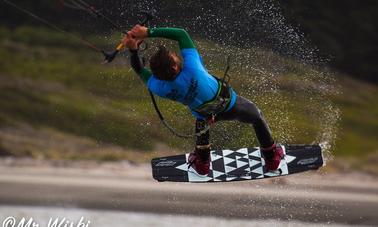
xmin=183 ymin=79 xmax=198 ymax=105
xmin=166 ymin=89 xmax=182 ymax=101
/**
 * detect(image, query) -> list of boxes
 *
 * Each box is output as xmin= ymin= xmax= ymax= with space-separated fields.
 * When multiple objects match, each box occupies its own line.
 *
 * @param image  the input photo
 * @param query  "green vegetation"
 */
xmin=0 ymin=26 xmax=194 ymax=157
xmin=333 ymin=79 xmax=378 ymax=157
xmin=0 ymin=26 xmax=377 ymax=173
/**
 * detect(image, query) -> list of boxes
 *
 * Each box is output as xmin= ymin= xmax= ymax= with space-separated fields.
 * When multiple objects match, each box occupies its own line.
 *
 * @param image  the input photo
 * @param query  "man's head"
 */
xmin=149 ymin=46 xmax=182 ymax=81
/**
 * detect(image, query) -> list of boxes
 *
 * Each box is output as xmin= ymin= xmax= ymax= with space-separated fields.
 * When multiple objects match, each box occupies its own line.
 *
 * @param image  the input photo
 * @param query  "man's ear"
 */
xmin=172 ymin=64 xmax=180 ymax=74
xmin=172 ymin=65 xmax=177 ymax=73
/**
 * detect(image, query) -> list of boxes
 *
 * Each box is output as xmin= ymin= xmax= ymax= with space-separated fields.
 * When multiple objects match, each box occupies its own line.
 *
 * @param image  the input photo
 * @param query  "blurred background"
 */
xmin=0 ymin=0 xmax=377 ymax=226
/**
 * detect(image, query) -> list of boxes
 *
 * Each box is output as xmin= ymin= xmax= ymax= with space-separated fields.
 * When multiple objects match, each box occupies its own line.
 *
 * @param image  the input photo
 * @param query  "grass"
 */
xmin=0 ymin=26 xmax=377 ymax=173
xmin=333 ymin=78 xmax=378 ymax=157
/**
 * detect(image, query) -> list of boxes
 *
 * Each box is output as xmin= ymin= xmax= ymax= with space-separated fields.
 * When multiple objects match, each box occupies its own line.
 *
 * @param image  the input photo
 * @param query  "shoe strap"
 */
xmin=196 ymin=144 xmax=211 ymax=150
xmin=261 ymin=143 xmax=276 ymax=152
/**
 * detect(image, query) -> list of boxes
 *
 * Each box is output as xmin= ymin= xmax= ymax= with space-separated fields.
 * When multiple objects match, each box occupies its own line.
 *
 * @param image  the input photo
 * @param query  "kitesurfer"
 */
xmin=123 ymin=25 xmax=284 ymax=175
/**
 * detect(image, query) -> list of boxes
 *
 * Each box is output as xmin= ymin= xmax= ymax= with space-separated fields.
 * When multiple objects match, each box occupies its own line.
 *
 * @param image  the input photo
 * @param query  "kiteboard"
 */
xmin=151 ymin=144 xmax=324 ymax=182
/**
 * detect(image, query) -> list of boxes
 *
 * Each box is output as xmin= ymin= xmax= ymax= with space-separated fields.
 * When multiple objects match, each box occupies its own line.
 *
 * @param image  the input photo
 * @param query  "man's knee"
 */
xmin=256 ymin=108 xmax=265 ymax=120
xmin=247 ymin=108 xmax=266 ymax=125
xmin=238 ymin=101 xmax=265 ymax=124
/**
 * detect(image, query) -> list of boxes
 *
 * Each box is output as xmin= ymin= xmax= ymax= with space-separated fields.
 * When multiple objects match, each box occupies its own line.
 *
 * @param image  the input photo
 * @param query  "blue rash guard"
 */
xmin=147 ymin=49 xmax=237 ymax=119
xmin=133 ymin=28 xmax=237 ymax=120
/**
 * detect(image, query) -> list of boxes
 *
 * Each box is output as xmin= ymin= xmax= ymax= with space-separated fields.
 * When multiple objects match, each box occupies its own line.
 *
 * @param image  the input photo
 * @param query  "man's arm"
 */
xmin=145 ymin=27 xmax=204 ymax=70
xmin=129 ymin=49 xmax=151 ymax=84
xmin=147 ymin=28 xmax=195 ymax=50
xmin=130 ymin=25 xmax=196 ymax=50
xmin=122 ymin=33 xmax=152 ymax=84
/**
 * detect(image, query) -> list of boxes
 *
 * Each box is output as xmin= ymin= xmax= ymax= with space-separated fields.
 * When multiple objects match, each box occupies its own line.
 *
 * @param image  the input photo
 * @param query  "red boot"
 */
xmin=261 ymin=143 xmax=284 ymax=171
xmin=188 ymin=145 xmax=211 ymax=175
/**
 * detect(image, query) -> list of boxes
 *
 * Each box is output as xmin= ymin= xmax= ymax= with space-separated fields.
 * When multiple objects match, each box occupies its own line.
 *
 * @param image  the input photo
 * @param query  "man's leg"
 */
xmin=195 ymin=119 xmax=210 ymax=148
xmin=217 ymin=96 xmax=283 ymax=170
xmin=217 ymin=96 xmax=274 ymax=148
xmin=188 ymin=119 xmax=211 ymax=175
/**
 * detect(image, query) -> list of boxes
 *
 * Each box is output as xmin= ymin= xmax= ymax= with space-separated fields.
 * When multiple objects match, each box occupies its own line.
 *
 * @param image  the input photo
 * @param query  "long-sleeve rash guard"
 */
xmin=130 ymin=27 xmax=237 ymax=119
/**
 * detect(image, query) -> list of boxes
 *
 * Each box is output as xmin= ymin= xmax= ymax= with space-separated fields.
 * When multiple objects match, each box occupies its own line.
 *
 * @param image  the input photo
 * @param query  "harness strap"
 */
xmin=194 ymin=78 xmax=232 ymax=117
xmin=194 ymin=55 xmax=233 ymax=118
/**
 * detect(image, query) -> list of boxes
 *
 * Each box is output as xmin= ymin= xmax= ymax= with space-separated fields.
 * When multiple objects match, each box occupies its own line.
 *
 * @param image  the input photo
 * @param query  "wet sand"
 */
xmin=0 ymin=159 xmax=377 ymax=225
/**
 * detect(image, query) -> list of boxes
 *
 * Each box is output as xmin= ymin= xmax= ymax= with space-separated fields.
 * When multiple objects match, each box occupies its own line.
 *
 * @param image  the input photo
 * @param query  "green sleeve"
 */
xmin=147 ymin=27 xmax=195 ymax=49
xmin=139 ymin=68 xmax=152 ymax=84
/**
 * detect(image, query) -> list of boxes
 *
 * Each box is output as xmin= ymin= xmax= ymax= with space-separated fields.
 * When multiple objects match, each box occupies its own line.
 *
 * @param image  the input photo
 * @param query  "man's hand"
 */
xmin=122 ymin=32 xmax=142 ymax=50
xmin=130 ymin=25 xmax=148 ymax=39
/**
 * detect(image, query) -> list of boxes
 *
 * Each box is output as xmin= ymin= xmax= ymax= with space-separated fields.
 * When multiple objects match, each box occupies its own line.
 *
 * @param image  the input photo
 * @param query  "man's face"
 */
xmin=170 ymin=52 xmax=182 ymax=73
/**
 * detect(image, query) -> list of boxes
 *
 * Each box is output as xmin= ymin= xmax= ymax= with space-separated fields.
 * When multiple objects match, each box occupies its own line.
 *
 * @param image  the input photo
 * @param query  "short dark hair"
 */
xmin=149 ymin=46 xmax=177 ymax=81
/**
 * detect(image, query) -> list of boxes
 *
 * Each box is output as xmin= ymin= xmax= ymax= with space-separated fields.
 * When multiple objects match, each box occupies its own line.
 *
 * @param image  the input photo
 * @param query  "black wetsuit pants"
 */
xmin=195 ymin=96 xmax=274 ymax=148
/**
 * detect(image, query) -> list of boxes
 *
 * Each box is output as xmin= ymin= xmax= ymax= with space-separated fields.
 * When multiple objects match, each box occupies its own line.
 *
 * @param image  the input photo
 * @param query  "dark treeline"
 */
xmin=1 ymin=0 xmax=377 ymax=83
xmin=282 ymin=0 xmax=378 ymax=83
